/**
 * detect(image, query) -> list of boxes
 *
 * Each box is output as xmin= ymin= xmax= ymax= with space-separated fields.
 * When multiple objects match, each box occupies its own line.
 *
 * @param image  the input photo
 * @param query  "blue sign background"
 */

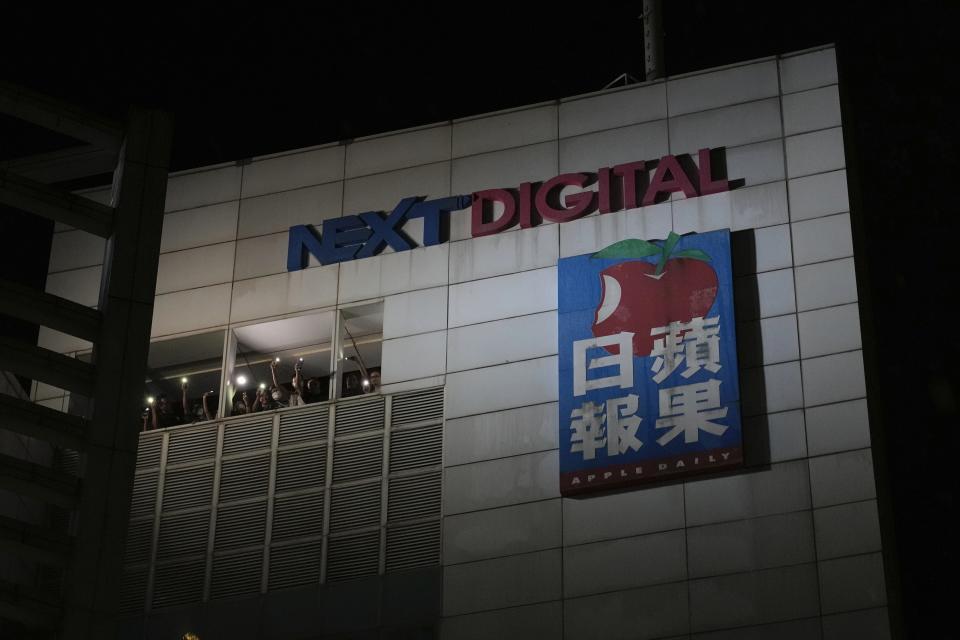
xmin=557 ymin=229 xmax=742 ymax=493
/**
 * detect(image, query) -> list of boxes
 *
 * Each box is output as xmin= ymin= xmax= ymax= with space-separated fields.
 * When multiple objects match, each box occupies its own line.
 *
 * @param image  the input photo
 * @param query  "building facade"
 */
xmin=39 ymin=45 xmax=890 ymax=638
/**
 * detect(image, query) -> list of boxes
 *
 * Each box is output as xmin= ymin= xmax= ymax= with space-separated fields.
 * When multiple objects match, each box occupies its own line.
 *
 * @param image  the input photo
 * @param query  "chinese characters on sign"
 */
xmin=558 ymin=229 xmax=742 ymax=495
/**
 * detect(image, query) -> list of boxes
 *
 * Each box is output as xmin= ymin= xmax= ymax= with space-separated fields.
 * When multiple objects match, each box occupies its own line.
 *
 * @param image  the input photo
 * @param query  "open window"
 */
xmin=143 ymin=330 xmax=226 ymax=430
xmin=334 ymin=302 xmax=383 ymax=399
xmin=228 ymin=311 xmax=336 ymax=415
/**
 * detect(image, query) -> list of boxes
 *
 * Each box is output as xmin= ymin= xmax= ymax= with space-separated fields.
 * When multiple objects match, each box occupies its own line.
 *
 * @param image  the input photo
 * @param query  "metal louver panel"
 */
xmin=279 ymin=404 xmax=328 ymax=445
xmin=211 ymin=550 xmax=263 ymax=600
xmin=162 ymin=465 xmax=214 ymax=512
xmin=389 ymin=423 xmax=442 ymax=472
xmin=326 ymin=532 xmax=380 ymax=582
xmin=215 ymin=500 xmax=267 ymax=551
xmin=130 ymin=472 xmax=157 ymax=518
xmin=153 ymin=559 xmax=205 ymax=610
xmin=223 ymin=415 xmax=273 ymax=455
xmin=55 ymin=448 xmax=81 ymax=477
xmin=166 ymin=426 xmax=217 ymax=465
xmin=119 ymin=567 xmax=147 ymax=614
xmin=124 ymin=518 xmax=153 ymax=565
xmin=269 ymin=541 xmax=320 ymax=591
xmin=332 ymin=436 xmax=382 ymax=484
xmin=387 ymin=471 xmax=442 ymax=522
xmin=275 ymin=446 xmax=326 ymax=493
xmin=335 ymin=396 xmax=384 ymax=437
xmin=219 ymin=455 xmax=270 ymax=503
xmin=330 ymin=481 xmax=381 ymax=532
xmin=272 ymin=492 xmax=323 ymax=542
xmin=136 ymin=434 xmax=162 ymax=468
xmin=157 ymin=510 xmax=210 ymax=560
xmin=386 ymin=520 xmax=441 ymax=572
xmin=391 ymin=387 xmax=444 ymax=427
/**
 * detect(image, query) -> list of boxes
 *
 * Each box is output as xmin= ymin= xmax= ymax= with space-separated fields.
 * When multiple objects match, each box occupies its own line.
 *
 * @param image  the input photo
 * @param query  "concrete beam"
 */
xmin=0 ymin=394 xmax=87 ymax=452
xmin=0 ymin=453 xmax=80 ymax=509
xmin=0 ymin=145 xmax=118 ymax=184
xmin=0 ymin=278 xmax=101 ymax=343
xmin=0 ymin=337 xmax=95 ymax=398
xmin=0 ymin=80 xmax=123 ymax=151
xmin=0 ymin=169 xmax=115 ymax=238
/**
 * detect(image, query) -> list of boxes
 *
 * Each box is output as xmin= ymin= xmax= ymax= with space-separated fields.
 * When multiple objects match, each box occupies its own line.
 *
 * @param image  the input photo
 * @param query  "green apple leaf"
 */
xmin=592 ymin=239 xmax=662 ymax=259
xmin=672 ymin=248 xmax=712 ymax=262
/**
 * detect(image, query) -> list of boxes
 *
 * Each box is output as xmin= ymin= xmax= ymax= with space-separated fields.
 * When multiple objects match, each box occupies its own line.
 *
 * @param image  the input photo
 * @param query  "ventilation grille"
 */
xmin=167 ymin=426 xmax=217 ymax=465
xmin=223 ymin=415 xmax=273 ymax=455
xmin=211 ymin=550 xmax=263 ymax=600
xmin=269 ymin=542 xmax=320 ymax=591
xmin=326 ymin=532 xmax=380 ymax=582
xmin=124 ymin=519 xmax=153 ymax=565
xmin=332 ymin=436 xmax=382 ymax=484
xmin=330 ymin=482 xmax=381 ymax=532
xmin=130 ymin=472 xmax=157 ymax=519
xmin=153 ymin=559 xmax=205 ymax=610
xmin=335 ymin=396 xmax=385 ymax=436
xmin=215 ymin=500 xmax=267 ymax=551
xmin=55 ymin=448 xmax=81 ymax=477
xmin=389 ymin=423 xmax=442 ymax=472
xmin=219 ymin=455 xmax=270 ymax=503
xmin=162 ymin=465 xmax=213 ymax=512
xmin=272 ymin=492 xmax=324 ymax=542
xmin=119 ymin=567 xmax=148 ymax=614
xmin=391 ymin=387 xmax=444 ymax=427
xmin=388 ymin=471 xmax=442 ymax=522
xmin=275 ymin=446 xmax=326 ymax=493
xmin=386 ymin=521 xmax=441 ymax=572
xmin=279 ymin=405 xmax=328 ymax=445
xmin=136 ymin=434 xmax=162 ymax=468
xmin=157 ymin=510 xmax=210 ymax=560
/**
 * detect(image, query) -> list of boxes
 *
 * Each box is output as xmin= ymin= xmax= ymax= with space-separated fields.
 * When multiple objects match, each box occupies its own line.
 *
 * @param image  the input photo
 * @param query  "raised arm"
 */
xmin=202 ymin=391 xmax=214 ymax=421
xmin=181 ymin=380 xmax=189 ymax=416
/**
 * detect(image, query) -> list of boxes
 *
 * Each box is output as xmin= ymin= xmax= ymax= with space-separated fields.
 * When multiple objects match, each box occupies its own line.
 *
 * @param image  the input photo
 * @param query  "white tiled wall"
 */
xmin=45 ymin=45 xmax=886 ymax=637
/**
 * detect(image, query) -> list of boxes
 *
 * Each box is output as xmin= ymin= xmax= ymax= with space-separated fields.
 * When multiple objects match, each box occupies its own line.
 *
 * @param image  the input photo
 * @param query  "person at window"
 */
xmin=253 ymin=385 xmax=275 ymax=412
xmin=365 ymin=369 xmax=382 ymax=394
xmin=202 ymin=390 xmax=216 ymax=420
xmin=151 ymin=392 xmax=183 ymax=429
xmin=342 ymin=371 xmax=362 ymax=398
xmin=232 ymin=391 xmax=252 ymax=415
xmin=290 ymin=359 xmax=307 ymax=406
xmin=269 ymin=359 xmax=291 ymax=406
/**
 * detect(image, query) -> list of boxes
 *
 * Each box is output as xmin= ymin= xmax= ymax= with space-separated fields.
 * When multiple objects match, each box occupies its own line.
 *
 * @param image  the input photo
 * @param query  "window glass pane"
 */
xmin=143 ymin=330 xmax=225 ymax=430
xmin=336 ymin=303 xmax=382 ymax=399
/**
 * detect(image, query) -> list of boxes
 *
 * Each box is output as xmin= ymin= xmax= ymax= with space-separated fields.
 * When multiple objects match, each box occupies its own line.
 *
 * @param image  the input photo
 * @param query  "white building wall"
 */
xmin=44 ymin=45 xmax=887 ymax=638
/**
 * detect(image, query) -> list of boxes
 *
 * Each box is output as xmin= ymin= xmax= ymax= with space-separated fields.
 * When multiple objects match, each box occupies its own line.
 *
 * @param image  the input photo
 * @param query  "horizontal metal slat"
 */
xmin=166 ymin=426 xmax=217 ymax=465
xmin=326 ymin=532 xmax=380 ymax=582
xmin=136 ymin=434 xmax=162 ymax=468
xmin=390 ymin=387 xmax=444 ymax=427
xmin=387 ymin=471 xmax=442 ymax=522
xmin=215 ymin=501 xmax=267 ymax=551
xmin=335 ymin=396 xmax=384 ymax=437
xmin=332 ymin=436 xmax=382 ymax=484
xmin=119 ymin=567 xmax=148 ymax=614
xmin=386 ymin=520 xmax=441 ymax=572
xmin=211 ymin=551 xmax=263 ymax=600
xmin=130 ymin=472 xmax=157 ymax=519
xmin=152 ymin=559 xmax=205 ymax=610
xmin=330 ymin=482 xmax=381 ymax=532
xmin=124 ymin=519 xmax=153 ymax=565
xmin=269 ymin=542 xmax=321 ymax=591
xmin=157 ymin=510 xmax=210 ymax=560
xmin=389 ymin=423 xmax=442 ymax=472
xmin=223 ymin=415 xmax=273 ymax=455
xmin=279 ymin=405 xmax=328 ymax=445
xmin=275 ymin=446 xmax=326 ymax=493
xmin=162 ymin=465 xmax=213 ymax=512
xmin=272 ymin=492 xmax=324 ymax=542
xmin=218 ymin=455 xmax=270 ymax=503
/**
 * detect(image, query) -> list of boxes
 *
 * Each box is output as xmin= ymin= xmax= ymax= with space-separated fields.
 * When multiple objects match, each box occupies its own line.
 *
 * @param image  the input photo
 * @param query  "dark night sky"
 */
xmin=2 ymin=1 xmax=957 ymax=636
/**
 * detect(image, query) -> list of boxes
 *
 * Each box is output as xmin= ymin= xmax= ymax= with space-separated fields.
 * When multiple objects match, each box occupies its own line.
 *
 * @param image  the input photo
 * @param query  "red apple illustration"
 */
xmin=591 ymin=233 xmax=718 ymax=357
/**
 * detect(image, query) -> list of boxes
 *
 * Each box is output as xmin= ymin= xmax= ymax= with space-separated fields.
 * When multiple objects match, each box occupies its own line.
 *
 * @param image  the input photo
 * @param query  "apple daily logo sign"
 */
xmin=287 ymin=148 xmax=735 ymax=269
xmin=557 ymin=229 xmax=742 ymax=495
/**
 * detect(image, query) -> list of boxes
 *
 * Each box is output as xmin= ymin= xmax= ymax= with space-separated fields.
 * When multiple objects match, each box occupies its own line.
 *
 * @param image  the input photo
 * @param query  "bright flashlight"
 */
xmin=274 ymin=357 xmax=280 ymax=363
xmin=237 ymin=375 xmax=247 ymax=386
xmin=362 ymin=379 xmax=370 ymax=387
xmin=146 ymin=396 xmax=155 ymax=405
xmin=181 ymin=377 xmax=188 ymax=384
xmin=259 ymin=382 xmax=266 ymax=390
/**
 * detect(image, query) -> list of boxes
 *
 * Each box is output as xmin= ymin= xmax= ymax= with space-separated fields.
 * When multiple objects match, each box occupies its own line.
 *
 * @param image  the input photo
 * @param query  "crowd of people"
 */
xmin=141 ymin=357 xmax=381 ymax=431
